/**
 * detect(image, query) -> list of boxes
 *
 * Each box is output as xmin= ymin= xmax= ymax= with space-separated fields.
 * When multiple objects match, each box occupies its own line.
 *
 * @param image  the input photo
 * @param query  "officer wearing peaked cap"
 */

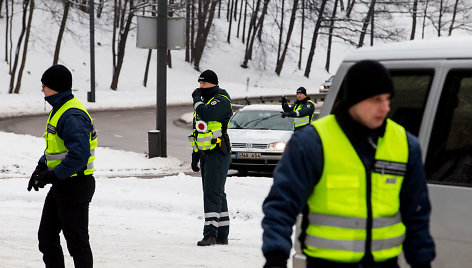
xmin=262 ymin=60 xmax=435 ymax=268
xmin=188 ymin=69 xmax=233 ymax=246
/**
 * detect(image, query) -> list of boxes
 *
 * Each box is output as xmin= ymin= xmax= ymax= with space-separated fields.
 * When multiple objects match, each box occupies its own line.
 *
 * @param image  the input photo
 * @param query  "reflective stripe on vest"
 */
xmin=189 ymin=94 xmax=232 ymax=151
xmin=293 ymin=100 xmax=315 ymax=128
xmin=44 ymin=97 xmax=97 ymax=176
xmin=304 ymin=115 xmax=408 ymax=262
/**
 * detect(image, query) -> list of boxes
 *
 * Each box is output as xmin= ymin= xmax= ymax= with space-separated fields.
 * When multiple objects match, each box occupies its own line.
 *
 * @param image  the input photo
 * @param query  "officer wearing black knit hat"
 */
xmin=262 ymin=60 xmax=435 ymax=268
xmin=189 ymin=69 xmax=233 ymax=246
xmin=279 ymin=86 xmax=315 ymax=131
xmin=28 ymin=64 xmax=97 ymax=268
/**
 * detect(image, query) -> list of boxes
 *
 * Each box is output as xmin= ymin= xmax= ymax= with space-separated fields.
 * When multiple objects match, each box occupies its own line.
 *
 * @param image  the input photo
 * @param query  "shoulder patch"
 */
xmin=307 ymin=104 xmax=311 ymax=108
xmin=210 ymin=100 xmax=218 ymax=105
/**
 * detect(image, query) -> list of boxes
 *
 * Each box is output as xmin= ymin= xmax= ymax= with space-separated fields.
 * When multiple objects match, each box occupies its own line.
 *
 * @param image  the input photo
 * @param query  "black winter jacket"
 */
xmin=261 ymin=109 xmax=435 ymax=267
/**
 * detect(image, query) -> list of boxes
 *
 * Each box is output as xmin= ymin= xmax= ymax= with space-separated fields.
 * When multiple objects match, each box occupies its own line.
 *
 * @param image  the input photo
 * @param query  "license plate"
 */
xmin=236 ymin=152 xmax=262 ymax=159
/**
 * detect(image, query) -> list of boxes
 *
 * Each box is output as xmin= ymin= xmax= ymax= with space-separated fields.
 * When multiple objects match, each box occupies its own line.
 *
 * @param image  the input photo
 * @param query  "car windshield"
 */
xmin=228 ymin=109 xmax=294 ymax=131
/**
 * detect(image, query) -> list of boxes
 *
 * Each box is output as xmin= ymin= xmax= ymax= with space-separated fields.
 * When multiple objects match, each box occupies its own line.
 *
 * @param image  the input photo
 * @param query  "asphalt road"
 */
xmin=0 ymin=105 xmax=195 ymax=164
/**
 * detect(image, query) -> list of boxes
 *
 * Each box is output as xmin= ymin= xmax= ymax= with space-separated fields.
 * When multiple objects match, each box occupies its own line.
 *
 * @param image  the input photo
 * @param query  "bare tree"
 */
xmin=241 ymin=0 xmax=270 ymax=69
xmin=53 ymin=0 xmax=71 ymax=65
xmin=276 ymin=0 xmax=284 ymax=63
xmin=358 ymin=0 xmax=376 ymax=48
xmin=304 ymin=0 xmax=327 ymax=78
xmin=236 ymin=0 xmax=243 ymax=38
xmin=346 ymin=0 xmax=355 ymax=17
xmin=298 ymin=0 xmax=304 ymax=70
xmin=448 ymin=0 xmax=460 ymax=35
xmin=9 ymin=0 xmax=34 ymax=94
xmin=193 ymin=0 xmax=218 ymax=71
xmin=227 ymin=0 xmax=234 ymax=43
xmin=325 ymin=0 xmax=338 ymax=73
xmin=110 ymin=0 xmax=135 ymax=90
xmin=275 ymin=0 xmax=298 ymax=76
xmin=410 ymin=0 xmax=418 ymax=40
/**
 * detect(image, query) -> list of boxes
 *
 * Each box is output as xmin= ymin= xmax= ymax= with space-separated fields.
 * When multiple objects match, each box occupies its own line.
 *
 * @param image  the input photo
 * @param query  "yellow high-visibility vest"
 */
xmin=44 ymin=97 xmax=97 ymax=176
xmin=304 ymin=114 xmax=408 ymax=262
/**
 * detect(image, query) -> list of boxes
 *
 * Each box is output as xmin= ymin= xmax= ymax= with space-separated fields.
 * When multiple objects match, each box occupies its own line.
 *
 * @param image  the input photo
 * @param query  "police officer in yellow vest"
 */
xmin=280 ymin=87 xmax=315 ymax=131
xmin=27 ymin=65 xmax=96 ymax=268
xmin=262 ymin=60 xmax=435 ymax=268
xmin=189 ymin=70 xmax=233 ymax=246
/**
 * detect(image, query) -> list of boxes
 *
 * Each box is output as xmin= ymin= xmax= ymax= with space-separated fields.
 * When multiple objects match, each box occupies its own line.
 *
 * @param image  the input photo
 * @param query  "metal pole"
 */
xmin=88 ymin=0 xmax=96 ymax=102
xmin=155 ymin=0 xmax=167 ymax=157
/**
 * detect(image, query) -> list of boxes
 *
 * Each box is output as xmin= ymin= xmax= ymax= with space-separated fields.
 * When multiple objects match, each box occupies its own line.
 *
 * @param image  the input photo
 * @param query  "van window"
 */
xmin=425 ymin=70 xmax=472 ymax=186
xmin=333 ymin=70 xmax=434 ymax=136
xmin=389 ymin=71 xmax=433 ymax=136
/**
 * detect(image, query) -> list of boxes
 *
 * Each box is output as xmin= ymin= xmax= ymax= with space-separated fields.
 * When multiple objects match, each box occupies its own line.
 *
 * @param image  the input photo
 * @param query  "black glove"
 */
xmin=36 ymin=170 xmax=58 ymax=185
xmin=27 ymin=175 xmax=46 ymax=191
xmin=263 ymin=251 xmax=287 ymax=268
xmin=281 ymin=112 xmax=289 ymax=118
xmin=192 ymin=88 xmax=202 ymax=103
xmin=191 ymin=151 xmax=200 ymax=172
xmin=279 ymin=96 xmax=287 ymax=104
xmin=27 ymin=163 xmax=48 ymax=191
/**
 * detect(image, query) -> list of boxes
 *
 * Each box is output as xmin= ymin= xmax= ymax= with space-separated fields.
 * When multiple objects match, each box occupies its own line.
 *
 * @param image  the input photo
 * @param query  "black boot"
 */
xmin=216 ymin=237 xmax=228 ymax=245
xmin=197 ymin=236 xmax=216 ymax=246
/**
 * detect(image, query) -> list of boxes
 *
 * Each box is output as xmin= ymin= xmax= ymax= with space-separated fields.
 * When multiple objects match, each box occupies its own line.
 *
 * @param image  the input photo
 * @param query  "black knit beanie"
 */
xmin=198 ymin=70 xmax=218 ymax=85
xmin=41 ymin=65 xmax=72 ymax=92
xmin=343 ymin=60 xmax=394 ymax=108
xmin=296 ymin=87 xmax=307 ymax=95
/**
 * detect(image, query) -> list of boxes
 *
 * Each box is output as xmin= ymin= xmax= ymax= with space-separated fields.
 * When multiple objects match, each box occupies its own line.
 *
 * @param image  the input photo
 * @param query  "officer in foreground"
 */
xmin=27 ymin=65 xmax=97 ymax=268
xmin=188 ymin=70 xmax=232 ymax=246
xmin=262 ymin=60 xmax=435 ymax=268
xmin=279 ymin=87 xmax=315 ymax=131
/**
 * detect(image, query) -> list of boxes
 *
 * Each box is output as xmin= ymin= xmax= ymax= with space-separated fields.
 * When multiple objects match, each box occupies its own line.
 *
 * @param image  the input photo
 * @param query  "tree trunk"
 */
xmin=276 ymin=0 xmax=284 ymax=63
xmin=9 ymin=0 xmax=29 ymax=94
xmin=97 ymin=0 xmax=105 ymax=18
xmin=8 ymin=0 xmax=14 ymax=72
xmin=14 ymin=0 xmax=34 ymax=94
xmin=53 ymin=0 xmax=70 ymax=65
xmin=438 ymin=0 xmax=443 ymax=37
xmin=245 ymin=0 xmax=261 ymax=53
xmin=358 ymin=0 xmax=376 ymax=48
xmin=298 ymin=0 xmax=304 ymax=70
xmin=256 ymin=0 xmax=270 ymax=42
xmin=242 ymin=0 xmax=247 ymax=43
xmin=421 ymin=0 xmax=430 ymax=39
xmin=325 ymin=0 xmax=338 ymax=73
xmin=191 ymin=0 xmax=195 ymax=61
xmin=4 ymin=0 xmax=9 ymax=62
xmin=143 ymin=50 xmax=152 ymax=87
xmin=185 ymin=0 xmax=191 ymax=61
xmin=110 ymin=0 xmax=134 ymax=90
xmin=241 ymin=0 xmax=270 ymax=68
xmin=303 ymin=0 xmax=327 ymax=78
xmin=227 ymin=0 xmax=234 ymax=43
xmin=346 ymin=0 xmax=355 ymax=18
xmin=234 ymin=0 xmax=238 ymax=20
xmin=275 ymin=0 xmax=298 ymax=76
xmin=410 ymin=0 xmax=418 ymax=40
xmin=236 ymin=0 xmax=243 ymax=38
xmin=193 ymin=0 xmax=218 ymax=71
xmin=448 ymin=0 xmax=460 ymax=36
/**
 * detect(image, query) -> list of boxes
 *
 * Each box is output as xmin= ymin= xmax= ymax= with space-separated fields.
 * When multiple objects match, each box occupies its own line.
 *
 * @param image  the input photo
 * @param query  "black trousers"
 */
xmin=200 ymin=150 xmax=231 ymax=239
xmin=38 ymin=175 xmax=95 ymax=268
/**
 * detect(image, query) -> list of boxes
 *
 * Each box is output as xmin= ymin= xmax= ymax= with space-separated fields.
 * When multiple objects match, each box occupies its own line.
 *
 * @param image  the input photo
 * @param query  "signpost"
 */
xmin=136 ymin=2 xmax=185 ymax=158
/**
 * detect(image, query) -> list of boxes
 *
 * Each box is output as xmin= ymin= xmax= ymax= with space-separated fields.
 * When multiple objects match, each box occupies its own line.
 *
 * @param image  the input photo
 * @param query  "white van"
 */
xmin=293 ymin=36 xmax=472 ymax=268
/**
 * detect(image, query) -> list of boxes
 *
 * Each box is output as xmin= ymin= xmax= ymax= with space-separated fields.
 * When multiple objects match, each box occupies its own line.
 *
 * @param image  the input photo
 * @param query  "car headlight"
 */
xmin=268 ymin=142 xmax=286 ymax=150
xmin=320 ymin=85 xmax=325 ymax=90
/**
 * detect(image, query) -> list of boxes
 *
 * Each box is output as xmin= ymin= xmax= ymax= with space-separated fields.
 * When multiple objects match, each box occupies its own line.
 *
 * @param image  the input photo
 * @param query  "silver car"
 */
xmin=228 ymin=104 xmax=294 ymax=173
